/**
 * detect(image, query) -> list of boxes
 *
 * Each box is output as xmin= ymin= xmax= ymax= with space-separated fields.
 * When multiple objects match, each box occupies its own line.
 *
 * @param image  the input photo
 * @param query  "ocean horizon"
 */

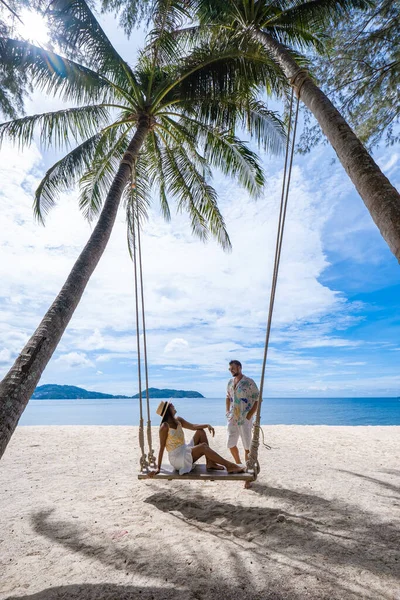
xmin=19 ymin=396 xmax=400 ymax=426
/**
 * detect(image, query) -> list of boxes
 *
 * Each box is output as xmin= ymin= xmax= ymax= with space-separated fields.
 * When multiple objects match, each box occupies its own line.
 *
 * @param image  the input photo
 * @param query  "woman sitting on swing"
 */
xmin=148 ymin=401 xmax=246 ymax=477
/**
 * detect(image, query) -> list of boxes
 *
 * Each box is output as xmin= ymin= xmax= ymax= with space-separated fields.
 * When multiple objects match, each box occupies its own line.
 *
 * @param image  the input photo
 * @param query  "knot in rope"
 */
xmin=289 ymin=68 xmax=309 ymax=99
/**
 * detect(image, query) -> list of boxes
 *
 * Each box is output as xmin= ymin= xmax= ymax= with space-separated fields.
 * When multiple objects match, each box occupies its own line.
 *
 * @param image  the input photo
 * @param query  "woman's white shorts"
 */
xmin=168 ymin=437 xmax=195 ymax=475
xmin=227 ymin=418 xmax=253 ymax=450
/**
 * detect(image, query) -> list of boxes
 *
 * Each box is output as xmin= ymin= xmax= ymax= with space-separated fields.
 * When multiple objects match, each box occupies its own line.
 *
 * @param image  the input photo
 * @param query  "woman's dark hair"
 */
xmin=161 ymin=404 xmax=172 ymax=424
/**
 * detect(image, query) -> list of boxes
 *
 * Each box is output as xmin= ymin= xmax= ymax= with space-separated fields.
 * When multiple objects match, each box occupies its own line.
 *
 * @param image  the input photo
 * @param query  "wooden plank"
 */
xmin=138 ymin=463 xmax=255 ymax=481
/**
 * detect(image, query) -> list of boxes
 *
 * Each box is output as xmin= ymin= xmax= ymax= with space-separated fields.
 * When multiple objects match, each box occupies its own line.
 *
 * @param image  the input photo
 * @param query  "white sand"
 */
xmin=0 ymin=425 xmax=399 ymax=600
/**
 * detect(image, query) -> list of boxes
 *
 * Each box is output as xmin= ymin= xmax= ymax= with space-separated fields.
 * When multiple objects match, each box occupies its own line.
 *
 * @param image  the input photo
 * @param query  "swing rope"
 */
xmin=135 ymin=192 xmax=156 ymax=468
xmin=247 ymin=88 xmax=300 ymax=477
xmin=130 ymin=167 xmax=155 ymax=472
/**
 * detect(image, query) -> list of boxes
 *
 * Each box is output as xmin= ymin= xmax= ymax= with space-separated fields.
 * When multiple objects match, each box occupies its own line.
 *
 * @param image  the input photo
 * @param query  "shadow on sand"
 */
xmin=5 ymin=582 xmax=304 ymax=600
xmin=8 ymin=475 xmax=399 ymax=600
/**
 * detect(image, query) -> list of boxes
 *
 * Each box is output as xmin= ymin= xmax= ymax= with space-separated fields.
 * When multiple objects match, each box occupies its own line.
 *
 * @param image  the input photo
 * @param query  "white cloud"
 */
xmin=297 ymin=338 xmax=361 ymax=349
xmin=55 ymin=352 xmax=95 ymax=369
xmin=347 ymin=361 xmax=367 ymax=366
xmin=164 ymin=338 xmax=189 ymax=354
xmin=379 ymin=152 xmax=399 ymax=175
xmin=308 ymin=385 xmax=328 ymax=392
xmin=0 ymin=349 xmax=11 ymax=363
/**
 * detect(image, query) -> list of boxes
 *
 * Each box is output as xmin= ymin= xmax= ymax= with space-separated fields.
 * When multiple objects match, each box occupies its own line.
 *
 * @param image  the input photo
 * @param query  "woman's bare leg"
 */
xmin=191 ymin=443 xmax=245 ymax=473
xmin=192 ymin=431 xmax=224 ymax=469
xmin=193 ymin=429 xmax=208 ymax=446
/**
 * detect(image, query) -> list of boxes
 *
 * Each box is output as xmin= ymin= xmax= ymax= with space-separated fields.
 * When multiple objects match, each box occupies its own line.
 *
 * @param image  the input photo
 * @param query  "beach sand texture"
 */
xmin=0 ymin=425 xmax=399 ymax=600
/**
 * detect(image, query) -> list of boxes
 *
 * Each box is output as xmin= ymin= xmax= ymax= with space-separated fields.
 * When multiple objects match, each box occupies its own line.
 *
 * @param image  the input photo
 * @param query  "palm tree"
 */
xmin=0 ymin=0 xmax=30 ymax=117
xmin=0 ymin=0 xmax=284 ymax=458
xmin=161 ymin=0 xmax=400 ymax=262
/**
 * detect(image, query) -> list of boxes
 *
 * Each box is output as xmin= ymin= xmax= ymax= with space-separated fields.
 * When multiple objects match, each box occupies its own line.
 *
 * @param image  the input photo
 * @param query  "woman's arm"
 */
xmin=147 ymin=423 xmax=168 ymax=477
xmin=178 ymin=417 xmax=215 ymax=437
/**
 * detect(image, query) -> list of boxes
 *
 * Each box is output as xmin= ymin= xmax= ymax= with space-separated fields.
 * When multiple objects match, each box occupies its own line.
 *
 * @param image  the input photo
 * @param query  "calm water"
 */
xmin=19 ymin=397 xmax=400 ymax=426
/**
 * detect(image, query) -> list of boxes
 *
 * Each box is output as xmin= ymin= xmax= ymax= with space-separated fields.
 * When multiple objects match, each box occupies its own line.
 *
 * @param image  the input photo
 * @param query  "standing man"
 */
xmin=226 ymin=360 xmax=259 ymax=466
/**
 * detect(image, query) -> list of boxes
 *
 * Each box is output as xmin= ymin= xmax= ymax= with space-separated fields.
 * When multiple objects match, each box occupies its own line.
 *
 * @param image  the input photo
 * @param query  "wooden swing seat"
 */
xmin=138 ymin=463 xmax=255 ymax=481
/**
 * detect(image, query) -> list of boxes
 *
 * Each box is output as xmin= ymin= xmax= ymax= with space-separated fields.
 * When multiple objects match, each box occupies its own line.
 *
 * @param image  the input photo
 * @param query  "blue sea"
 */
xmin=19 ymin=397 xmax=400 ymax=426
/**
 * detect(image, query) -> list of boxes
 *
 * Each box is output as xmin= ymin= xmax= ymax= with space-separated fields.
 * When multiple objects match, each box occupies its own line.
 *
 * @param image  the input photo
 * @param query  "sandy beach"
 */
xmin=0 ymin=425 xmax=399 ymax=600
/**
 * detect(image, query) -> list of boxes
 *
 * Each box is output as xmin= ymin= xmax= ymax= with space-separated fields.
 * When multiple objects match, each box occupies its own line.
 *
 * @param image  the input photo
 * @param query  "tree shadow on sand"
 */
xmin=15 ymin=479 xmax=399 ymax=600
xmin=5 ymin=582 xmax=305 ymax=600
xmin=145 ymin=483 xmax=399 ymax=593
xmin=338 ymin=469 xmax=400 ymax=500
xmin=11 ymin=509 xmax=308 ymax=600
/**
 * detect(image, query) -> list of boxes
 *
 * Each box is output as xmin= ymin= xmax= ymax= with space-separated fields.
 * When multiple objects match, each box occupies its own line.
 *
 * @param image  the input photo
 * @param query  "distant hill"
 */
xmin=31 ymin=385 xmax=129 ymax=400
xmin=132 ymin=388 xmax=204 ymax=398
xmin=31 ymin=384 xmax=204 ymax=400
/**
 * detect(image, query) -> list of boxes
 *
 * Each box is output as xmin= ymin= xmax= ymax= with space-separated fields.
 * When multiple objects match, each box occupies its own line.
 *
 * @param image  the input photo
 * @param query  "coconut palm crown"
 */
xmin=169 ymin=0 xmax=400 ymax=262
xmin=0 ymin=0 xmax=285 ymax=249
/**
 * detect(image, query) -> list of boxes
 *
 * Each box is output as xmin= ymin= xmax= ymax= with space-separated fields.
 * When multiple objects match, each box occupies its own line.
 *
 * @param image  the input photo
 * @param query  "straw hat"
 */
xmin=156 ymin=400 xmax=170 ymax=419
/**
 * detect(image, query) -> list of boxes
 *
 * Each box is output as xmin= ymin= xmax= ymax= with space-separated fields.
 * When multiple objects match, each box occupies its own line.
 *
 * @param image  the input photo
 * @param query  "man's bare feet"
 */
xmin=206 ymin=462 xmax=225 ymax=470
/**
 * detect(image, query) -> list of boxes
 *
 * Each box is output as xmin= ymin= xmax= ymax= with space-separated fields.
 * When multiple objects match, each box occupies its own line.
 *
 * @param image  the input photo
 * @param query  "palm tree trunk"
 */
xmin=259 ymin=31 xmax=400 ymax=262
xmin=0 ymin=118 xmax=150 ymax=460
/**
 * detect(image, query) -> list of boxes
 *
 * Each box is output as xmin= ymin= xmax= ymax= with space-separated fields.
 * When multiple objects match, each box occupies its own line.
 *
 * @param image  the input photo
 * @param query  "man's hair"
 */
xmin=229 ymin=360 xmax=242 ymax=368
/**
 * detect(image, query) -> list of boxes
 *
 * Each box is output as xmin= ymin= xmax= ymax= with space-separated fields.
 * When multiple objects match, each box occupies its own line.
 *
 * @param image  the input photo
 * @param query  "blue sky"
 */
xmin=0 ymin=5 xmax=399 ymax=398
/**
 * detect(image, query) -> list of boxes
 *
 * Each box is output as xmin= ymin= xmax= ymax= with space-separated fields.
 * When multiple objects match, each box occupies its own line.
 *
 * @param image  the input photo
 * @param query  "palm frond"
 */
xmin=153 ymin=23 xmax=209 ymax=64
xmin=174 ymin=96 xmax=285 ymax=154
xmin=168 ymin=113 xmax=265 ymax=199
xmin=156 ymin=131 xmax=231 ymax=250
xmin=190 ymin=0 xmax=230 ymax=26
xmin=0 ymin=82 xmax=22 ymax=119
xmin=268 ymin=0 xmax=372 ymax=35
xmin=0 ymin=0 xmax=23 ymax=22
xmin=156 ymin=116 xmax=194 ymax=148
xmin=145 ymin=0 xmax=192 ymax=67
xmin=148 ymin=0 xmax=191 ymax=38
xmin=145 ymin=131 xmax=171 ymax=221
xmin=0 ymin=104 xmax=109 ymax=149
xmin=153 ymin=33 xmax=291 ymax=108
xmin=100 ymin=0 xmax=153 ymax=36
xmin=78 ymin=123 xmax=133 ymax=220
xmin=189 ymin=0 xmax=370 ymax=56
xmin=132 ymin=154 xmax=152 ymax=219
xmin=125 ymin=156 xmax=151 ymax=259
xmin=244 ymin=99 xmax=285 ymax=152
xmin=160 ymin=118 xmax=215 ymax=182
xmin=262 ymin=23 xmax=326 ymax=52
xmin=34 ymin=132 xmax=102 ymax=223
xmin=46 ymin=0 xmax=142 ymax=102
xmin=0 ymin=38 xmax=117 ymax=104
xmin=203 ymin=129 xmax=264 ymax=200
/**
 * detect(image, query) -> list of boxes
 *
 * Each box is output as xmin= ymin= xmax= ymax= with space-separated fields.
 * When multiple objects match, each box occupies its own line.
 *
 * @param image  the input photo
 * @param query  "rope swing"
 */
xmin=247 ymin=87 xmax=300 ymax=477
xmin=130 ymin=166 xmax=156 ymax=471
xmin=134 ymin=85 xmax=301 ymax=482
